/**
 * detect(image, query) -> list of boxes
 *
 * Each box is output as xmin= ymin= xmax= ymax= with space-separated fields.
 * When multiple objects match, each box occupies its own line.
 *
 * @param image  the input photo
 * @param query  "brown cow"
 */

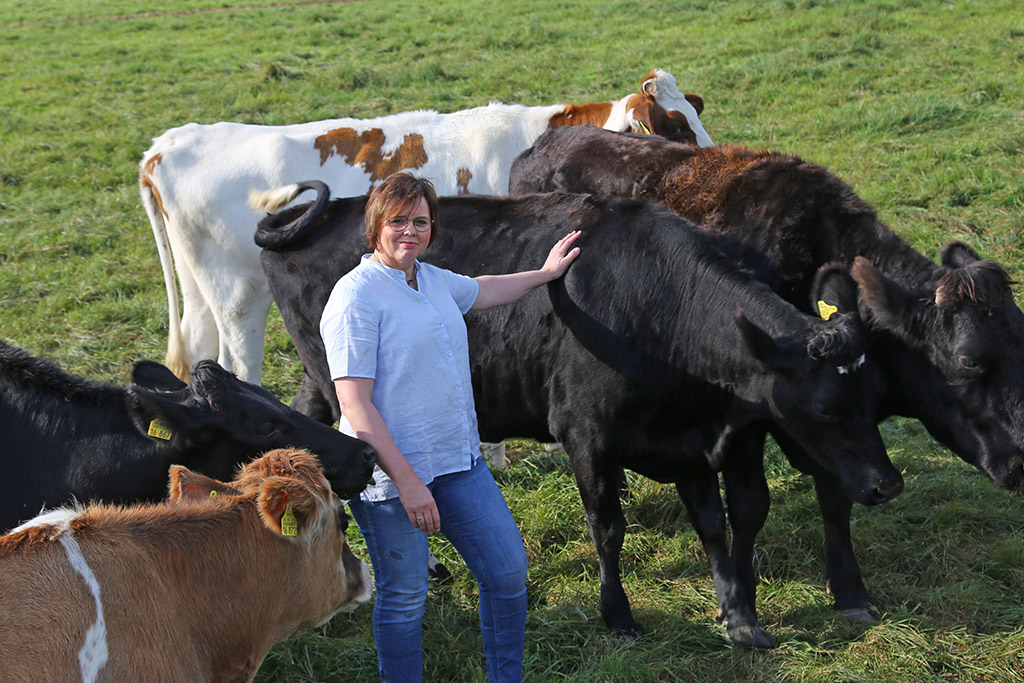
xmin=0 ymin=448 xmax=370 ymax=683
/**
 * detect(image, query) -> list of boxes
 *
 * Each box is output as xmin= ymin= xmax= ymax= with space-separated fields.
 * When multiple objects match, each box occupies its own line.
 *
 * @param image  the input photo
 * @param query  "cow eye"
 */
xmin=957 ymin=355 xmax=982 ymax=373
xmin=259 ymin=421 xmax=281 ymax=437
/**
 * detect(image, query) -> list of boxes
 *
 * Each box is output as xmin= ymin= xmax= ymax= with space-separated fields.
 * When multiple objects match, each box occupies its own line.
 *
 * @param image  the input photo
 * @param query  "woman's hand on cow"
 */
xmin=540 ymin=230 xmax=582 ymax=281
xmin=398 ymin=479 xmax=440 ymax=533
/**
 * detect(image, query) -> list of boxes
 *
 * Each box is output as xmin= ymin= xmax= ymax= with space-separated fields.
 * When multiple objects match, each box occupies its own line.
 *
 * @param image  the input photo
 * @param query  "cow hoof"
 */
xmin=839 ymin=604 xmax=881 ymax=622
xmin=727 ymin=624 xmax=775 ymax=649
xmin=427 ymin=560 xmax=453 ymax=586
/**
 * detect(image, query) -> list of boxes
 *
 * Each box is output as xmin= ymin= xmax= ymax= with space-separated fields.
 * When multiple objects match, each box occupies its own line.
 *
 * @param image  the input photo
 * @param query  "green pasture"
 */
xmin=1 ymin=0 xmax=1022 ymax=680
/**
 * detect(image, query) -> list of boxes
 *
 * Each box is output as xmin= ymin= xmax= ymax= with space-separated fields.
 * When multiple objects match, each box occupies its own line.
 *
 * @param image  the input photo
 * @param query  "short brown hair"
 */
xmin=364 ymin=173 xmax=439 ymax=250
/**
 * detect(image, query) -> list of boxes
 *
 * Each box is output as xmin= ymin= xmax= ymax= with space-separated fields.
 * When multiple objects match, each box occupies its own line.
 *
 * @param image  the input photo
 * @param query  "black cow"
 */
xmin=254 ymin=183 xmax=902 ymax=647
xmin=0 ymin=340 xmax=376 ymax=531
xmin=508 ymin=123 xmax=1024 ymax=620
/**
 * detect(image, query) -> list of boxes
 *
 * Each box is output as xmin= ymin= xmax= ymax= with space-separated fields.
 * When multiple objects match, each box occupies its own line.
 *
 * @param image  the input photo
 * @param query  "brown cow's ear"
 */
xmin=258 ymin=477 xmax=318 ymax=538
xmin=169 ymin=466 xmax=239 ymax=501
xmin=684 ymin=93 xmax=705 ymax=115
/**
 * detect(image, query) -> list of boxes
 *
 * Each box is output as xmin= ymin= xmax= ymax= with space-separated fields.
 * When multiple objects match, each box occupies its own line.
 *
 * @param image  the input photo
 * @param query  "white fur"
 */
xmin=140 ymin=72 xmax=713 ymax=384
xmin=59 ymin=533 xmax=109 ymax=683
xmin=11 ymin=507 xmax=79 ymax=534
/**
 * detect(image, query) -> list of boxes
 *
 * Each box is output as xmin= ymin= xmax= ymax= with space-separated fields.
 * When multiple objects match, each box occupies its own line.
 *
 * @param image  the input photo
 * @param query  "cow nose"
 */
xmin=871 ymin=476 xmax=904 ymax=503
xmin=362 ymin=444 xmax=377 ymax=468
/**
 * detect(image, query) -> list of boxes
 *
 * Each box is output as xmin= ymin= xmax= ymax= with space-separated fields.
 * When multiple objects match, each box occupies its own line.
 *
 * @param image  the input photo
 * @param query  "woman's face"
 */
xmin=374 ymin=196 xmax=432 ymax=273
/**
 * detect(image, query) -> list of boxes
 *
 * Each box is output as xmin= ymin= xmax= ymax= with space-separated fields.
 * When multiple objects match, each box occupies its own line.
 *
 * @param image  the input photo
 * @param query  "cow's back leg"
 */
xmin=676 ymin=470 xmax=773 ymax=648
xmin=174 ymin=256 xmax=218 ymax=380
xmin=209 ymin=276 xmax=272 ymax=384
xmin=568 ymin=450 xmax=640 ymax=637
xmin=290 ymin=373 xmax=339 ymax=425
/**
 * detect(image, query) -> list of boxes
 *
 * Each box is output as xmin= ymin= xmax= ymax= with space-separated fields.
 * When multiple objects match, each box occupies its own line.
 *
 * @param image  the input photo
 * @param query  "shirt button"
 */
xmin=440 ymin=323 xmax=445 ymax=328
xmin=447 ymin=352 xmax=453 ymax=357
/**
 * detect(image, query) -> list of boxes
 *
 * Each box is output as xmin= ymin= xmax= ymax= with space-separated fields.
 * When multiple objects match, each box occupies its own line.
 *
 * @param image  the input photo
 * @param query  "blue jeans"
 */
xmin=349 ymin=459 xmax=528 ymax=683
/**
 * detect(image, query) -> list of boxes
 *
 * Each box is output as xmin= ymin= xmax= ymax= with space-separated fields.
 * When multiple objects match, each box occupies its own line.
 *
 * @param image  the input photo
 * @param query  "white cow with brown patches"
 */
xmin=140 ymin=69 xmax=713 ymax=384
xmin=0 ymin=448 xmax=371 ymax=683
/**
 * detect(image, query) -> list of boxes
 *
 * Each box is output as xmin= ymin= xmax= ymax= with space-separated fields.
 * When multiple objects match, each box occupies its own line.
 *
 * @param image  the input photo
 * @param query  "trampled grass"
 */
xmin=1 ymin=0 xmax=1023 ymax=680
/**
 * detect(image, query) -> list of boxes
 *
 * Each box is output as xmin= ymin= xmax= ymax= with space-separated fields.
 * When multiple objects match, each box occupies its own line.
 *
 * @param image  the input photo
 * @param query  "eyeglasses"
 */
xmin=384 ymin=216 xmax=432 ymax=233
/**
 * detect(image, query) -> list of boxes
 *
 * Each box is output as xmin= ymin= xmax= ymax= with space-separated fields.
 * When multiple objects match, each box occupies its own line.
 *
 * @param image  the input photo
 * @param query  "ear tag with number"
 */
xmin=281 ymin=504 xmax=298 ymax=537
xmin=148 ymin=419 xmax=173 ymax=440
xmin=817 ymin=300 xmax=839 ymax=321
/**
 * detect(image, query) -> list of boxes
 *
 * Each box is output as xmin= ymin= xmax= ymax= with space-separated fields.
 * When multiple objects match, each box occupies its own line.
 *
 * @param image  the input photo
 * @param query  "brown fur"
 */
xmin=548 ymin=101 xmax=614 ymax=127
xmin=313 ymin=127 xmax=429 ymax=181
xmin=659 ymin=145 xmax=772 ymax=224
xmin=934 ymin=260 xmax=1014 ymax=310
xmin=0 ymin=448 xmax=369 ymax=683
xmin=456 ymin=167 xmax=473 ymax=194
xmin=139 ymin=152 xmax=167 ymax=218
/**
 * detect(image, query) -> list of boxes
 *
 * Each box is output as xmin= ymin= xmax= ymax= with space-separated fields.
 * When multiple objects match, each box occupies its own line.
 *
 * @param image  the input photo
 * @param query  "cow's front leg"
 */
xmin=772 ymin=429 xmax=881 ymax=622
xmin=676 ymin=471 xmax=773 ymax=648
xmin=721 ymin=427 xmax=771 ymax=623
xmin=570 ymin=454 xmax=640 ymax=637
xmin=813 ymin=473 xmax=880 ymax=621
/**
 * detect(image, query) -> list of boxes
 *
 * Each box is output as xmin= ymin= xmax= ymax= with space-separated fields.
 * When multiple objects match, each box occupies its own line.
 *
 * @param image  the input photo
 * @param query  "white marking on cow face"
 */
xmin=837 ymin=354 xmax=867 ymax=375
xmin=644 ymin=69 xmax=714 ymax=147
xmin=59 ymin=533 xmax=109 ymax=683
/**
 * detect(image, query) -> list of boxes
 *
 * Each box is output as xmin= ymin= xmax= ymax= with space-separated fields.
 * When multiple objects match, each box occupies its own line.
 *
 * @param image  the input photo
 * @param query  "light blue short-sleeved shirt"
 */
xmin=320 ymin=255 xmax=481 ymax=502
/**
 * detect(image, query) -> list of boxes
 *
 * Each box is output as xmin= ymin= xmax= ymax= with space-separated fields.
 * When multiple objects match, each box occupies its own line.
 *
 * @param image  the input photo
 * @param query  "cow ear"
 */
xmin=628 ymin=98 xmax=656 ymax=135
xmin=851 ymin=256 xmax=916 ymax=332
xmin=132 ymin=360 xmax=188 ymax=392
xmin=188 ymin=360 xmax=236 ymax=409
xmin=811 ymin=263 xmax=859 ymax=318
xmin=684 ymin=93 xmax=704 ymax=115
xmin=941 ymin=240 xmax=982 ymax=268
xmin=642 ymin=75 xmax=657 ymax=95
xmin=169 ymin=466 xmax=240 ymax=502
xmin=258 ymin=478 xmax=319 ymax=539
xmin=125 ymin=385 xmax=198 ymax=441
xmin=735 ymin=309 xmax=796 ymax=370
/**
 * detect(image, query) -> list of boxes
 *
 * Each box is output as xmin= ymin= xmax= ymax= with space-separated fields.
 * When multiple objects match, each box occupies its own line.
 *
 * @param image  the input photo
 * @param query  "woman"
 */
xmin=319 ymin=172 xmax=580 ymax=682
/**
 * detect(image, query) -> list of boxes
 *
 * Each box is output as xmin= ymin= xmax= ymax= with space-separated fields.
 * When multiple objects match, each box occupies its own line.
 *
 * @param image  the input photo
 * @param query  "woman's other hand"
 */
xmin=398 ymin=478 xmax=441 ymax=533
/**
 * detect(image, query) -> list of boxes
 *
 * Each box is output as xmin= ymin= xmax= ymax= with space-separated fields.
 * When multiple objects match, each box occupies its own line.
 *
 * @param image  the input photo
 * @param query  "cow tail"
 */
xmin=139 ymin=163 xmax=190 ymax=381
xmin=248 ymin=183 xmax=305 ymax=214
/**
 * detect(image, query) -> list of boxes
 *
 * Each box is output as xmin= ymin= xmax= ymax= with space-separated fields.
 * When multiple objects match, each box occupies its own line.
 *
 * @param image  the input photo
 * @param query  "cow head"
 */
xmin=852 ymin=248 xmax=1024 ymax=489
xmin=625 ymin=69 xmax=714 ymax=146
xmin=169 ymin=448 xmax=371 ymax=627
xmin=735 ymin=267 xmax=903 ymax=505
xmin=126 ymin=360 xmax=375 ymax=499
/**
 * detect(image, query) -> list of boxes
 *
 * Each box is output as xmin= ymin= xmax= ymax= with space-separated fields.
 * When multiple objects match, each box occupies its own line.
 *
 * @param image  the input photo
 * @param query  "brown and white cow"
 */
xmin=140 ymin=69 xmax=712 ymax=384
xmin=0 ymin=448 xmax=371 ymax=683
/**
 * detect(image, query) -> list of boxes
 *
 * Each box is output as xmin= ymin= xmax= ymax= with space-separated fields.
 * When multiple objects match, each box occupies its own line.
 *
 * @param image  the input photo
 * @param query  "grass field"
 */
xmin=2 ymin=0 xmax=1023 ymax=680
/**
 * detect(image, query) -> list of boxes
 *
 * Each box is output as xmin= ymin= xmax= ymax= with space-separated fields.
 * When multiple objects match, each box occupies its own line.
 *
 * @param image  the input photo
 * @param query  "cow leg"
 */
xmin=214 ymin=283 xmax=272 ymax=384
xmin=570 ymin=455 xmax=640 ymax=637
xmin=721 ymin=427 xmax=771 ymax=620
xmin=176 ymin=260 xmax=218 ymax=377
xmin=771 ymin=428 xmax=881 ymax=622
xmin=813 ymin=473 xmax=881 ymax=621
xmin=290 ymin=373 xmax=339 ymax=425
xmin=676 ymin=471 xmax=773 ymax=649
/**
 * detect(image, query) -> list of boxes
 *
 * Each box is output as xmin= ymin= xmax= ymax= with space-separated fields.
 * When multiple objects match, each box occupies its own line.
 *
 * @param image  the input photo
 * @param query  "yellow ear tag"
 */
xmin=209 ymin=490 xmax=217 ymax=498
xmin=637 ymin=120 xmax=652 ymax=135
xmin=817 ymin=300 xmax=839 ymax=321
xmin=281 ymin=504 xmax=298 ymax=537
xmin=147 ymin=419 xmax=173 ymax=440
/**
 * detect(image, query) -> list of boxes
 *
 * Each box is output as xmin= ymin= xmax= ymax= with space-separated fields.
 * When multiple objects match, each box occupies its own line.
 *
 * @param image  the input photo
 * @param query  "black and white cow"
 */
xmin=507 ymin=124 xmax=1024 ymax=620
xmin=0 ymin=340 xmax=376 ymax=531
xmin=253 ymin=183 xmax=903 ymax=647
